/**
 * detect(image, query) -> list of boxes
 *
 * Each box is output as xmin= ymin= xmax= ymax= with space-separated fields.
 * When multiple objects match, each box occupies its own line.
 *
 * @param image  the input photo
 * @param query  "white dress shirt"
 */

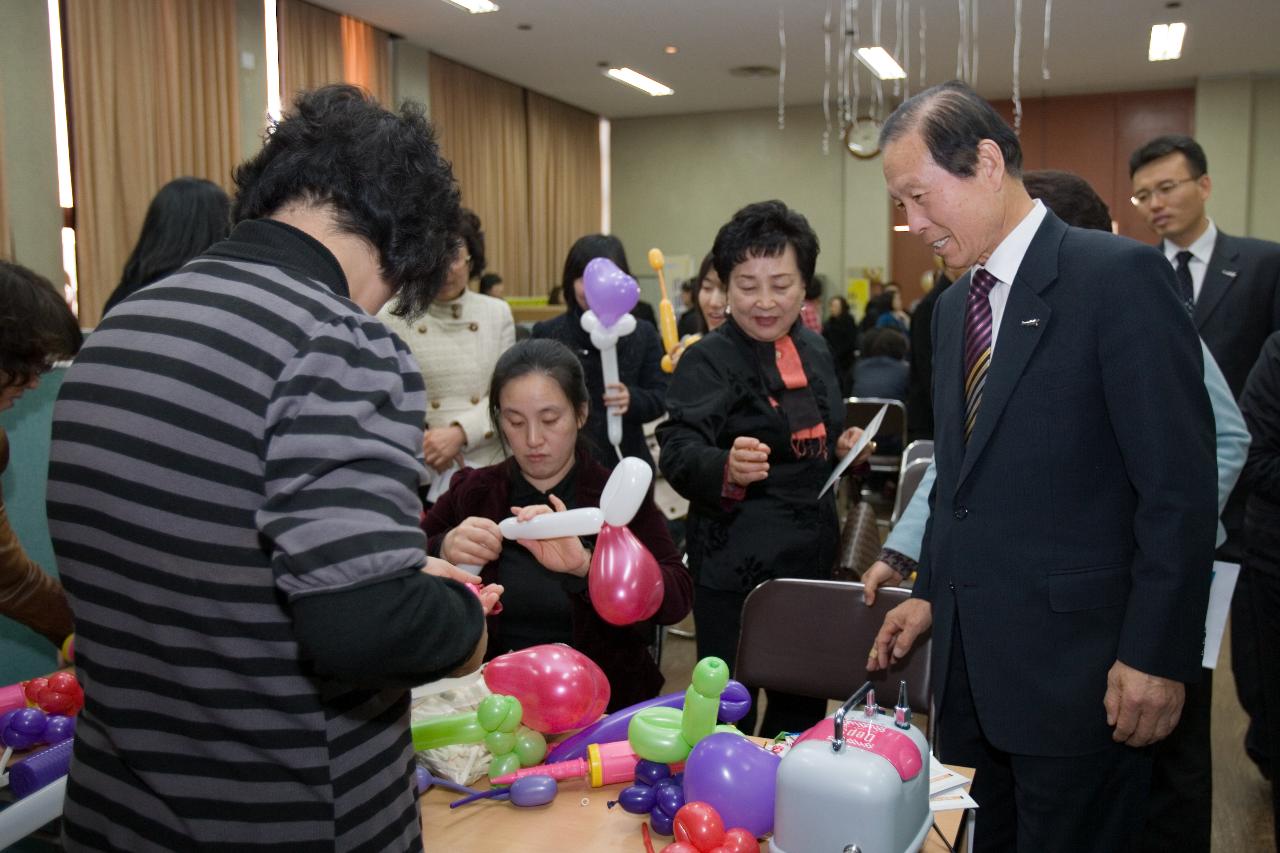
xmin=974 ymin=199 xmax=1048 ymax=353
xmin=1163 ymin=220 xmax=1218 ymax=304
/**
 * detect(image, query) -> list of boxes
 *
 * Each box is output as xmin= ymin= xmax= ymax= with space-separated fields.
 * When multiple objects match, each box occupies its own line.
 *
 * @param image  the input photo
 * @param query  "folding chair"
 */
xmin=833 ymin=500 xmax=881 ymax=580
xmin=734 ymin=578 xmax=933 ymax=729
xmin=902 ymin=439 xmax=934 ymax=468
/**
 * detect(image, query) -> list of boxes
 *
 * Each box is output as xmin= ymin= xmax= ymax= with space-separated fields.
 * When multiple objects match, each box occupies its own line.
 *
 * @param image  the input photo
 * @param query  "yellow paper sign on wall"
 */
xmin=848 ymin=277 xmax=870 ymax=317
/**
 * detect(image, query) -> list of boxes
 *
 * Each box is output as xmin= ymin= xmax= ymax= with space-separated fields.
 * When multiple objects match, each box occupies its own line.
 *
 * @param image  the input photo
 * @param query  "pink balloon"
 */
xmin=589 ymin=523 xmax=664 ymax=626
xmin=483 ymin=644 xmax=610 ymax=734
xmin=583 ymin=257 xmax=640 ymax=328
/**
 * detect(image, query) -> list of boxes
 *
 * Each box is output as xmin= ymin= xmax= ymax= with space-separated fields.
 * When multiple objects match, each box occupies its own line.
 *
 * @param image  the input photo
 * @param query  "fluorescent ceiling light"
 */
xmin=605 ymin=67 xmax=674 ymax=97
xmin=855 ymin=46 xmax=906 ymax=80
xmin=1148 ymin=23 xmax=1186 ymax=61
xmin=442 ymin=0 xmax=499 ymax=13
xmin=893 ymin=225 xmax=910 ymax=232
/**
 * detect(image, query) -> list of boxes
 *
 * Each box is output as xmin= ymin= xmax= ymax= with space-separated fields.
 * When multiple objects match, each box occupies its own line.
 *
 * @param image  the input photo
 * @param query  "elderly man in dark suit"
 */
xmin=871 ymin=82 xmax=1218 ymax=853
xmin=1130 ymin=136 xmax=1280 ymax=807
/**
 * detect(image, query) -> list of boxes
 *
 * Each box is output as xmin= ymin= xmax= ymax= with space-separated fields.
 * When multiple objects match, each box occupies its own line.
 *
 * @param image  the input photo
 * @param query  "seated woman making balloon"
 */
xmin=423 ymin=339 xmax=692 ymax=711
xmin=658 ymin=200 xmax=873 ymax=737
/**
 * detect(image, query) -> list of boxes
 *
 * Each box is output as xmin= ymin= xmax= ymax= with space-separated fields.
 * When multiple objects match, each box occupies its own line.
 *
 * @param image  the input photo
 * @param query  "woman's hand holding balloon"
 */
xmin=442 ymin=517 xmax=503 ymax=567
xmin=834 ymin=426 xmax=876 ymax=462
xmin=603 ymin=382 xmax=631 ymax=416
xmin=727 ymin=437 xmax=770 ymax=487
xmin=511 ymin=495 xmax=590 ymax=577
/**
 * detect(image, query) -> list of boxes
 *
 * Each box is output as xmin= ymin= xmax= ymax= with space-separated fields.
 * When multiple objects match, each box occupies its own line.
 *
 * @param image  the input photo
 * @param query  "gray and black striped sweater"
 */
xmin=48 ymin=219 xmax=483 ymax=852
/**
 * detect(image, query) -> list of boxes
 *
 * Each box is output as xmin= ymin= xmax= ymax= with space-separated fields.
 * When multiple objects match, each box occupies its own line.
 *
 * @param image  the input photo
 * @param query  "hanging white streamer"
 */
xmin=970 ymin=0 xmax=980 ymax=89
xmin=873 ymin=0 xmax=884 ymax=120
xmin=850 ymin=0 xmax=860 ymax=124
xmin=778 ymin=7 xmax=786 ymax=130
xmin=823 ymin=3 xmax=833 ymax=153
xmin=1012 ymin=0 xmax=1023 ymax=132
xmin=919 ymin=7 xmax=926 ymax=88
xmin=894 ymin=0 xmax=904 ymax=97
xmin=837 ymin=0 xmax=848 ymax=128
xmin=956 ymin=0 xmax=964 ymax=79
xmin=1042 ymin=0 xmax=1052 ymax=80
xmin=903 ymin=0 xmax=911 ymax=99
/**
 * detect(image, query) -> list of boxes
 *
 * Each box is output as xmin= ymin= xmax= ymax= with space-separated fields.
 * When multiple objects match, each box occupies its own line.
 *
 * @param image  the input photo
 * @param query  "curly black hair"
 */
xmin=232 ymin=85 xmax=461 ymax=320
xmin=457 ymin=209 xmax=486 ymax=281
xmin=0 ymin=261 xmax=82 ymax=386
xmin=711 ymin=200 xmax=819 ymax=287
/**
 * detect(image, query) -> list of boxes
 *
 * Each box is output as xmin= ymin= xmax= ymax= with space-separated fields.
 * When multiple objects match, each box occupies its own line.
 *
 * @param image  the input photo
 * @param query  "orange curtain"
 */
xmin=527 ymin=91 xmax=601 ymax=298
xmin=65 ymin=0 xmax=239 ymax=327
xmin=280 ymin=0 xmax=391 ymax=108
xmin=428 ymin=54 xmax=531 ymax=295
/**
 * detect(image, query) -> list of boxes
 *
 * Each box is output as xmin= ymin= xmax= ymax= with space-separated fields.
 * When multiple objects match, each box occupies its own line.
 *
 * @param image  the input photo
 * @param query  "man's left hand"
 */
xmin=1103 ymin=659 xmax=1185 ymax=747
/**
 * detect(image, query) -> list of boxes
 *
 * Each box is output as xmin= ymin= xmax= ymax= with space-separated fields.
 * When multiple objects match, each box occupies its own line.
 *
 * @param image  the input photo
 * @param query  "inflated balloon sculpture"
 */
xmin=682 ymin=732 xmax=782 ymax=838
xmin=0 ymin=671 xmax=84 ymax=718
xmin=486 ymin=457 xmax=665 ymax=626
xmin=580 ymin=256 xmax=640 ymax=456
xmin=648 ymin=802 xmax=758 ymax=853
xmin=629 ymin=657 xmax=739 ymax=765
xmin=0 ymin=707 xmax=76 ymax=751
xmin=483 ymin=644 xmax=610 ymax=735
xmin=409 ymin=693 xmax=548 ymax=781
xmin=616 ymin=759 xmax=685 ymax=836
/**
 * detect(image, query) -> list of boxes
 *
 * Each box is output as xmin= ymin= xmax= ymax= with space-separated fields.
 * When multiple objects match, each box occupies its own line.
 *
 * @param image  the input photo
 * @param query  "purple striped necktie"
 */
xmin=963 ymin=268 xmax=998 ymax=442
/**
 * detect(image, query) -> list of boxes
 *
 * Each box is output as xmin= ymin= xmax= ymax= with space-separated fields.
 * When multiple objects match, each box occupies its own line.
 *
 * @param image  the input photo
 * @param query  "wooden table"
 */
xmin=420 ymin=766 xmax=972 ymax=851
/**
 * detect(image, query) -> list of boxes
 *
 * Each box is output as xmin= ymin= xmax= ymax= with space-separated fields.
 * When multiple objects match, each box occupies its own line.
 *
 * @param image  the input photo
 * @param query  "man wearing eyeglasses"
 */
xmin=1130 ymin=133 xmax=1280 ymax=853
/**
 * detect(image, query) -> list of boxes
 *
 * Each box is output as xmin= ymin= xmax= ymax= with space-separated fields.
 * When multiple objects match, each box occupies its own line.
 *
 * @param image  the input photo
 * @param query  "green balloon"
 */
xmin=514 ymin=728 xmax=548 ymax=766
xmin=411 ymin=713 xmax=485 ymax=751
xmin=628 ymin=706 xmax=691 ymax=764
xmin=690 ymin=656 xmax=730 ymax=695
xmin=497 ymin=698 xmax=523 ymax=733
xmin=477 ymin=695 xmax=509 ymax=731
xmin=488 ymin=752 xmax=521 ymax=782
xmin=485 ymin=731 xmax=516 ymax=755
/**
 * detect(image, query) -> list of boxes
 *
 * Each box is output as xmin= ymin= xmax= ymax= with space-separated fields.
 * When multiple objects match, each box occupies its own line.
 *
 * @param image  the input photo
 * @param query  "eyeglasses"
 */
xmin=1130 ymin=176 xmax=1198 ymax=207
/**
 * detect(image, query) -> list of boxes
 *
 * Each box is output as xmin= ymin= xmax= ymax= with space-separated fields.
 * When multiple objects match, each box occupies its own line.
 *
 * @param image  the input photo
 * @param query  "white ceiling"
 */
xmin=323 ymin=0 xmax=1280 ymax=119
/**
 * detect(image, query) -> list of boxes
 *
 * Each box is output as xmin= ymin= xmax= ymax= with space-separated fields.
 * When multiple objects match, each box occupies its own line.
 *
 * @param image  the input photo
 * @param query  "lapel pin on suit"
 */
xmin=1020 ymin=318 xmax=1041 ymax=327
xmin=1222 ymin=269 xmax=1238 ymax=278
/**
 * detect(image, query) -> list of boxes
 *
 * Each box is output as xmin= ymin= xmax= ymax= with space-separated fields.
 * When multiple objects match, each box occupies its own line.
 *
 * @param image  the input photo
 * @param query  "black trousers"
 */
xmin=693 ymin=585 xmax=827 ymax=737
xmin=937 ymin=623 xmax=1152 ymax=853
xmin=1245 ymin=565 xmax=1280 ymax=843
xmin=1141 ymin=668 xmax=1213 ymax=852
xmin=1233 ymin=563 xmax=1271 ymax=769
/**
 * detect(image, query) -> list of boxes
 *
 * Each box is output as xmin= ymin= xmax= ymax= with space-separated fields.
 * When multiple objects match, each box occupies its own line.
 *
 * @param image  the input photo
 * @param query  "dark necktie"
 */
xmin=1174 ymin=250 xmax=1195 ymax=316
xmin=963 ymin=268 xmax=997 ymax=442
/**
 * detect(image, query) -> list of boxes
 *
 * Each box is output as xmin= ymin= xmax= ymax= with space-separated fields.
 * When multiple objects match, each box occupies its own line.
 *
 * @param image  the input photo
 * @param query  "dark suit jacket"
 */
xmin=918 ymin=210 xmax=1218 ymax=756
xmin=1193 ymin=231 xmax=1280 ymax=557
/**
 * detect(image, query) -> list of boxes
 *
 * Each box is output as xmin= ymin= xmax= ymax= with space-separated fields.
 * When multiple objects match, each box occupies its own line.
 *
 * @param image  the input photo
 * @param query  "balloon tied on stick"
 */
xmin=581 ymin=257 xmax=640 ymax=459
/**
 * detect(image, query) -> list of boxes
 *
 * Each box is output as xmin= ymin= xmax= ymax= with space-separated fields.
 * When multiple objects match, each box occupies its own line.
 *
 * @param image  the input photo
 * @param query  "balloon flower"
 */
xmin=483 ymin=645 xmax=610 ymax=734
xmin=1 ymin=671 xmax=84 ymax=719
xmin=483 ymin=457 xmax=664 ymax=626
xmin=655 ymin=802 xmax=758 ymax=853
xmin=615 ymin=759 xmax=685 ymax=836
xmin=580 ymin=256 xmax=640 ymax=455
xmin=0 ymin=707 xmax=76 ymax=751
xmin=409 ymin=693 xmax=548 ymax=781
xmin=629 ymin=657 xmax=739 ymax=765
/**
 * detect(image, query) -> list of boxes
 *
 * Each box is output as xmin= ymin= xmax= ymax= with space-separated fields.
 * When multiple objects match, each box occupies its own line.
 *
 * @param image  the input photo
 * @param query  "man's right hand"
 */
xmin=862 ymin=560 xmax=904 ymax=606
xmin=868 ymin=599 xmax=932 ymax=671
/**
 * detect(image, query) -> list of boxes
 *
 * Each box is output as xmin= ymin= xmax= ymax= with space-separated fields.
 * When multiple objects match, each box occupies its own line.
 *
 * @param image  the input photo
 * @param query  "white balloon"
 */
xmin=599 ymin=457 xmax=652 ymax=526
xmin=612 ymin=313 xmax=637 ymax=336
xmin=590 ymin=328 xmax=619 ymax=350
xmin=498 ymin=507 xmax=604 ymax=540
xmin=579 ymin=310 xmax=601 ymax=334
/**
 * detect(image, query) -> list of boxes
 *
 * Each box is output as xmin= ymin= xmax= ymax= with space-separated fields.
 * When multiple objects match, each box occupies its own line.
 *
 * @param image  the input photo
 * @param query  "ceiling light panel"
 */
xmin=605 ymin=67 xmax=674 ymax=96
xmin=442 ymin=0 xmax=499 ymax=14
xmin=855 ymin=46 xmax=907 ymax=80
xmin=1148 ymin=23 xmax=1186 ymax=61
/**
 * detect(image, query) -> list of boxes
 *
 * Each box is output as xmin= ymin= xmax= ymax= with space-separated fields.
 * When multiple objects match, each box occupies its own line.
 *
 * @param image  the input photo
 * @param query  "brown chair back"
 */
xmin=834 ymin=500 xmax=881 ymax=580
xmin=734 ymin=578 xmax=932 ymax=717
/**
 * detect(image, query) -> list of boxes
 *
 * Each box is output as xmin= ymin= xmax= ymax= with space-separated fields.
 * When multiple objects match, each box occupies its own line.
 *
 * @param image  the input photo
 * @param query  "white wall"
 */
xmin=1195 ymin=74 xmax=1280 ymax=240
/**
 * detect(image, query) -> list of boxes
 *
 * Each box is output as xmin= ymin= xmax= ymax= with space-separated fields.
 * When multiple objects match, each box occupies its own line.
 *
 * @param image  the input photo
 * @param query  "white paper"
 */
xmin=818 ymin=404 xmax=888 ymax=498
xmin=929 ymin=765 xmax=973 ymax=797
xmin=1202 ymin=560 xmax=1241 ymax=669
xmin=930 ymin=787 xmax=980 ymax=812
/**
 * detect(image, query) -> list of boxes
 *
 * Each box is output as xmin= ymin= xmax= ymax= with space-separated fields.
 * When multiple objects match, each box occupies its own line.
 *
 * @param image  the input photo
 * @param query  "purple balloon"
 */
xmin=43 ymin=714 xmax=75 ymax=744
xmin=617 ymin=783 xmax=655 ymax=814
xmin=634 ymin=759 xmax=670 ymax=787
xmin=654 ymin=779 xmax=684 ymax=817
xmin=509 ymin=774 xmax=558 ymax=807
xmin=544 ymin=679 xmax=752 ymax=764
xmin=582 ymin=257 xmax=639 ymax=328
xmin=683 ymin=732 xmax=781 ymax=838
xmin=11 ymin=708 xmax=47 ymax=735
xmin=649 ymin=806 xmax=675 ymax=836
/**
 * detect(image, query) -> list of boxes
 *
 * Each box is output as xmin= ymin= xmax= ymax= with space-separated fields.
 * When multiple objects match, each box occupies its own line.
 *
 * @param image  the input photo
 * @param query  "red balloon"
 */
xmin=673 ymin=802 xmax=726 ymax=851
xmin=718 ymin=828 xmax=759 ymax=853
xmin=589 ymin=523 xmax=663 ymax=626
xmin=660 ymin=844 xmax=701 ymax=853
xmin=483 ymin=644 xmax=609 ymax=734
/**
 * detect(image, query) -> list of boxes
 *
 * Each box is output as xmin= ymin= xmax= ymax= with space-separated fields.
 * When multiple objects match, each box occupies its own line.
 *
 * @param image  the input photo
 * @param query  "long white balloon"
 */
xmin=497 ymin=507 xmax=604 ymax=540
xmin=580 ymin=310 xmax=637 ymax=454
xmin=599 ymin=457 xmax=652 ymax=527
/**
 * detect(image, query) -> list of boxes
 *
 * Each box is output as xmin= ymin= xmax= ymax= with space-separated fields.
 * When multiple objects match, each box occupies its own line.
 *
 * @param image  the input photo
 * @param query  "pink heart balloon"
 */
xmin=483 ymin=644 xmax=610 ymax=734
xmin=589 ymin=523 xmax=664 ymax=626
xmin=583 ymin=257 xmax=640 ymax=328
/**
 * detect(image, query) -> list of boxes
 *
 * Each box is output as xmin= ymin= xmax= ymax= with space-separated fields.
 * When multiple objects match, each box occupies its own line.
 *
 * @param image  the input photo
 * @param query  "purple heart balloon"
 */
xmin=583 ymin=257 xmax=639 ymax=328
xmin=683 ymin=732 xmax=781 ymax=837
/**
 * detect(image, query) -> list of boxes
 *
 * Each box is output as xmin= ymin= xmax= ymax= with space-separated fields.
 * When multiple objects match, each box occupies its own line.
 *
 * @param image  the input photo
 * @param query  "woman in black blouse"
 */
xmin=657 ymin=200 xmax=871 ymax=736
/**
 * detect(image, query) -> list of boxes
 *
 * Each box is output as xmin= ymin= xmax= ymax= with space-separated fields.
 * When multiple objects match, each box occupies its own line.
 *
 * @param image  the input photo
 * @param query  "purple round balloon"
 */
xmin=617 ymin=783 xmax=655 ymax=814
xmin=582 ymin=257 xmax=639 ymax=328
xmin=11 ymin=708 xmax=47 ymax=735
xmin=683 ymin=732 xmax=781 ymax=838
xmin=653 ymin=778 xmax=684 ymax=817
xmin=43 ymin=714 xmax=75 ymax=744
xmin=509 ymin=774 xmax=557 ymax=807
xmin=634 ymin=759 xmax=670 ymax=787
xmin=649 ymin=806 xmax=675 ymax=836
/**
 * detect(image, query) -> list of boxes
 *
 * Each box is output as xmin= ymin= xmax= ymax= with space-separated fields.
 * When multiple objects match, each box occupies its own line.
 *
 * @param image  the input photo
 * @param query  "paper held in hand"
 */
xmin=818 ymin=404 xmax=888 ymax=498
